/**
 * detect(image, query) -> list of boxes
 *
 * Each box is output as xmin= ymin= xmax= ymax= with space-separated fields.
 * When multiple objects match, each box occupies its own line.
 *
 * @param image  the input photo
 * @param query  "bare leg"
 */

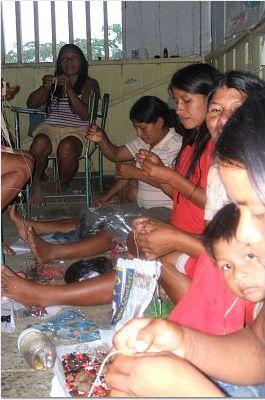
xmin=7 ymin=204 xmax=77 ymax=240
xmin=57 ymin=136 xmax=83 ymax=190
xmin=1 ymin=151 xmax=34 ymax=210
xmin=1 ymin=264 xmax=115 ymax=306
xmin=159 ymin=252 xmax=191 ymax=303
xmin=29 ymin=133 xmax=52 ymax=206
xmin=27 ymin=226 xmax=113 ymax=265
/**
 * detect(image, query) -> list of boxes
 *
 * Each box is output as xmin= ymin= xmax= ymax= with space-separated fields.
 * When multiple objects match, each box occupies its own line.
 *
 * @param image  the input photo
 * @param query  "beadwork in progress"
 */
xmin=61 ymin=351 xmax=108 ymax=397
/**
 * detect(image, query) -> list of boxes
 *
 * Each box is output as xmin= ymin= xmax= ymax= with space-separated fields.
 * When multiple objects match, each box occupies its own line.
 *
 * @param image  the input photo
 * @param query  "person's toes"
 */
xmin=3 ymin=243 xmax=15 ymax=256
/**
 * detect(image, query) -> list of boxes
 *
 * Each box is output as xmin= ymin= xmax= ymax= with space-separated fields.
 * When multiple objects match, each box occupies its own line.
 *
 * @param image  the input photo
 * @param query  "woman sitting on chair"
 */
xmin=27 ymin=44 xmax=100 ymax=207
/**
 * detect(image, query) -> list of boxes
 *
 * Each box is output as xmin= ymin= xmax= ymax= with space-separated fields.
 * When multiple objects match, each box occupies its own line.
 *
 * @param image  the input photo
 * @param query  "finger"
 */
xmin=112 ymin=318 xmax=153 ymax=351
xmin=109 ymin=389 xmax=132 ymax=397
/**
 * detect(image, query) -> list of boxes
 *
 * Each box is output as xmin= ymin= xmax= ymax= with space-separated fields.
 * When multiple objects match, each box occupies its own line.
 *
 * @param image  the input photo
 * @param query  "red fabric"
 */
xmin=168 ymin=251 xmax=254 ymax=335
xmin=171 ymin=139 xmax=215 ymax=234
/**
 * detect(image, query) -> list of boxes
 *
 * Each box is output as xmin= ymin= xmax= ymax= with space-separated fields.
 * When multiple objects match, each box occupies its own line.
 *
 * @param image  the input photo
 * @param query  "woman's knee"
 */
xmin=30 ymin=133 xmax=52 ymax=155
xmin=57 ymin=136 xmax=83 ymax=158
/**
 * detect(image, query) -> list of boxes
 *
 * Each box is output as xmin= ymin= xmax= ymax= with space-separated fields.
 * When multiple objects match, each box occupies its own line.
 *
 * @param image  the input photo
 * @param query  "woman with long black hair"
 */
xmin=27 ymin=44 xmax=100 ymax=206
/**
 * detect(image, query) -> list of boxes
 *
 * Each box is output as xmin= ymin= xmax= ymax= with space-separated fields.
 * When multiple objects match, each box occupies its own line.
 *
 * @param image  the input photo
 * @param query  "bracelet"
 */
xmin=188 ymin=183 xmax=198 ymax=201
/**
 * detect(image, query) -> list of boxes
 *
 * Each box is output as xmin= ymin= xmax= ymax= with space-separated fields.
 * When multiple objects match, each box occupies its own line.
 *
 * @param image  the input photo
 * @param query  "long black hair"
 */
xmin=129 ymin=96 xmax=171 ymax=127
xmin=55 ymin=44 xmax=89 ymax=94
xmin=47 ymin=44 xmax=89 ymax=111
xmin=216 ymin=91 xmax=265 ymax=205
xmin=170 ymin=63 xmax=220 ymax=179
xmin=208 ymin=70 xmax=265 ymax=105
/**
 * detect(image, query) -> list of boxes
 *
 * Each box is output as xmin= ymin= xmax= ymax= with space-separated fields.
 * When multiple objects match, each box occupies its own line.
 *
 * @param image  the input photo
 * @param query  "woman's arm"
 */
xmin=86 ymin=125 xmax=133 ymax=161
xmin=184 ymin=307 xmax=265 ymax=385
xmin=143 ymin=162 xmax=206 ymax=208
xmin=111 ymin=311 xmax=265 ymax=386
xmin=26 ymin=75 xmax=54 ymax=108
xmin=134 ymin=218 xmax=203 ymax=260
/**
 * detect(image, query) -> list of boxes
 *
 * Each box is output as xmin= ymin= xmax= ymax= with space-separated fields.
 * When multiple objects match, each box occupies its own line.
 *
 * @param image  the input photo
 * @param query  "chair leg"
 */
xmin=25 ymin=184 xmax=31 ymax=217
xmin=85 ymin=156 xmax=91 ymax=207
xmin=53 ymin=158 xmax=58 ymax=182
xmin=98 ymin=147 xmax=103 ymax=192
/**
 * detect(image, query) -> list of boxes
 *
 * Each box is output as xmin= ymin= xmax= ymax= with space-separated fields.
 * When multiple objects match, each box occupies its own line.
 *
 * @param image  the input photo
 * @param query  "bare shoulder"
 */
xmin=83 ymin=78 xmax=100 ymax=93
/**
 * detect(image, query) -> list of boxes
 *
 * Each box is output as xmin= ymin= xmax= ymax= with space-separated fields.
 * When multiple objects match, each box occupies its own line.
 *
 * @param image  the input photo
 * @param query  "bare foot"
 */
xmin=30 ymin=183 xmax=46 ymax=207
xmin=1 ymin=265 xmax=45 ymax=306
xmin=2 ymin=242 xmax=16 ymax=256
xmin=27 ymin=226 xmax=53 ymax=265
xmin=7 ymin=204 xmax=28 ymax=240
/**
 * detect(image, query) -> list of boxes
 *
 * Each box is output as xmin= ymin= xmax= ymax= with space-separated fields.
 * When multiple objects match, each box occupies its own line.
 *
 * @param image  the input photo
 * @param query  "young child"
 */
xmin=203 ymin=202 xmax=264 ymax=315
xmin=105 ymin=202 xmax=265 ymax=397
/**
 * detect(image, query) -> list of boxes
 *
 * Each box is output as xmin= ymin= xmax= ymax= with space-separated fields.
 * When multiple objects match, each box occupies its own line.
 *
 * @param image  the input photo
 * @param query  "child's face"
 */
xmin=214 ymin=237 xmax=265 ymax=303
xmin=172 ymin=88 xmax=207 ymax=131
xmin=133 ymin=118 xmax=166 ymax=147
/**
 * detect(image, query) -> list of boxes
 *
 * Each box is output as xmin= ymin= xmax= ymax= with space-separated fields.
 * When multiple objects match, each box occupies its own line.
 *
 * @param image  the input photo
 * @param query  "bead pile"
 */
xmin=26 ymin=264 xmax=65 ymax=283
xmin=61 ymin=351 xmax=108 ymax=397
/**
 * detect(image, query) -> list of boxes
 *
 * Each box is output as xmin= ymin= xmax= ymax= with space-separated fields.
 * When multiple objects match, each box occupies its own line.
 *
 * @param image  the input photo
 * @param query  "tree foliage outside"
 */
xmin=5 ymin=24 xmax=122 ymax=63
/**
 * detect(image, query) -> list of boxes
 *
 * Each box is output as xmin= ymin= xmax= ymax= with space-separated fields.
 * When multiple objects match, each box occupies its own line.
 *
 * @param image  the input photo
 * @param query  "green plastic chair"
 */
xmin=45 ymin=89 xmax=100 ymax=206
xmin=6 ymin=89 xmax=107 ymax=212
xmin=87 ymin=93 xmax=110 ymax=192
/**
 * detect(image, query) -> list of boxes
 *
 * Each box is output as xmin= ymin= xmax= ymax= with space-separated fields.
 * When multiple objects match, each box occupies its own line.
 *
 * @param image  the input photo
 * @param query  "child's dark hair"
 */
xmin=170 ymin=63 xmax=220 ymax=180
xmin=203 ymin=203 xmax=240 ymax=259
xmin=130 ymin=96 xmax=171 ymax=127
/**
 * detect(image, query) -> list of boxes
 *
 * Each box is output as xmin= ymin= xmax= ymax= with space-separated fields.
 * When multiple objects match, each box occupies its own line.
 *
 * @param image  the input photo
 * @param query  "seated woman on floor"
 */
xmin=2 ymin=94 xmax=182 ymax=306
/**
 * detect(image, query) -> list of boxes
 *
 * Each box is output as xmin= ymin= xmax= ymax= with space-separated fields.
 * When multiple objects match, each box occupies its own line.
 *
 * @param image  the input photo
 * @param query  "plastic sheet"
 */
xmin=77 ymin=204 xmax=143 ymax=246
xmin=27 ymin=309 xmax=101 ymax=342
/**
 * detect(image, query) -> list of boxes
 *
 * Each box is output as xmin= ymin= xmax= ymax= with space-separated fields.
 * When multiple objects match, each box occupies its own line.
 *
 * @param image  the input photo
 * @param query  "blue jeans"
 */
xmin=214 ymin=379 xmax=265 ymax=397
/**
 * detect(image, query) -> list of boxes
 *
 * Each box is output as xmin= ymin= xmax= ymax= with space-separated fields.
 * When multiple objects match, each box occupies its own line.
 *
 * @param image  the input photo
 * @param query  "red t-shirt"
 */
xmin=168 ymin=251 xmax=254 ymax=335
xmin=171 ymin=139 xmax=215 ymax=234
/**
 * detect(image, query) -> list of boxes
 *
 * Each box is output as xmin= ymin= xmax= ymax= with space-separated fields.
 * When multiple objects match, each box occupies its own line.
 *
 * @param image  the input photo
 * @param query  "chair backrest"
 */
xmin=97 ymin=93 xmax=110 ymax=131
xmin=88 ymin=88 xmax=100 ymax=124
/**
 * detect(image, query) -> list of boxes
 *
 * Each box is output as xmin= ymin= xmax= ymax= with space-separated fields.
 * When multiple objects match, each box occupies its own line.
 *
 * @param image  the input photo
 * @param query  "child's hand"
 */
xmin=111 ymin=317 xmax=187 ymax=358
xmin=86 ymin=124 xmax=103 ymax=142
xmin=42 ymin=75 xmax=54 ymax=90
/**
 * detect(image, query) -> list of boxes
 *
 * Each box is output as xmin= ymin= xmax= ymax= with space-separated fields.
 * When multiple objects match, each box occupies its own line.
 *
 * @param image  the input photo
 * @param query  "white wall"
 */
xmin=123 ymin=1 xmax=211 ymax=59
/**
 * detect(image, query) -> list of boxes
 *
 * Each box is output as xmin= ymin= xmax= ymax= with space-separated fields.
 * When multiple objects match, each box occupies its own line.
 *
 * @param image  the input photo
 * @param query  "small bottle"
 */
xmin=163 ymin=48 xmax=168 ymax=58
xmin=18 ymin=328 xmax=56 ymax=370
